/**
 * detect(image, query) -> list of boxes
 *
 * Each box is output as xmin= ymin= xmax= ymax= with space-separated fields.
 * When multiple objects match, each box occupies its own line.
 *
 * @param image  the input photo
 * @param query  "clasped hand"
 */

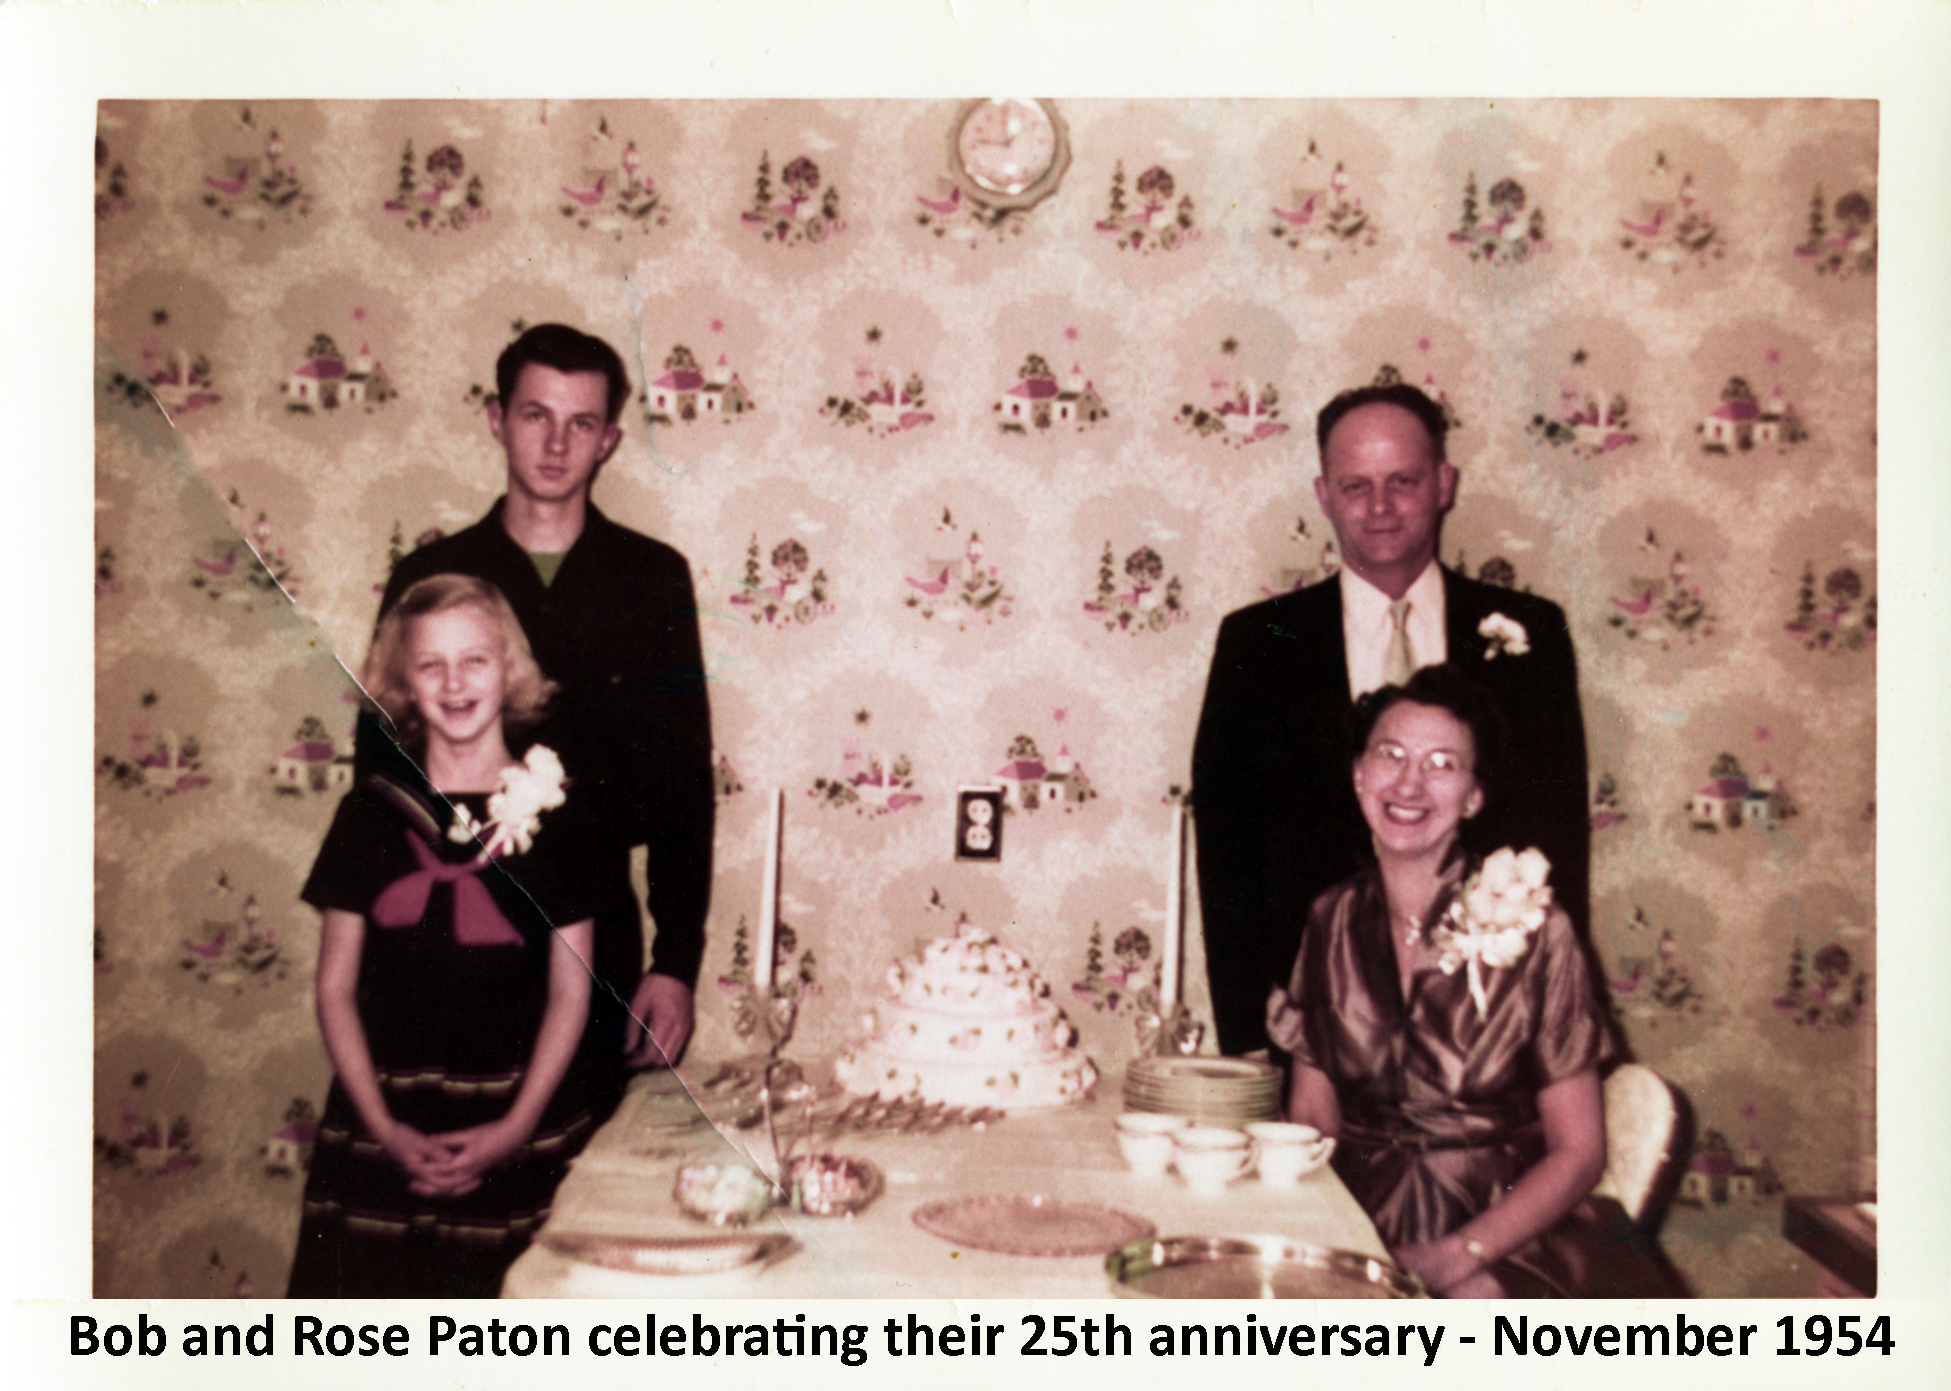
xmin=374 ymin=1117 xmax=530 ymax=1197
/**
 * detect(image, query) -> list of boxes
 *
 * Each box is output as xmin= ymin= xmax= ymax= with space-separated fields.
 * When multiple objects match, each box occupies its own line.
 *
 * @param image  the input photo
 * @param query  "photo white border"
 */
xmin=6 ymin=0 xmax=1945 ymax=1374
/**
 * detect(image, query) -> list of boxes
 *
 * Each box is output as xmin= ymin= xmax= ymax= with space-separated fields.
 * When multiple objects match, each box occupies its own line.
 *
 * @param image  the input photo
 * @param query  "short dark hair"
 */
xmin=496 ymin=323 xmax=631 ymax=426
xmin=1316 ymin=381 xmax=1449 ymax=466
xmin=1350 ymin=664 xmax=1510 ymax=805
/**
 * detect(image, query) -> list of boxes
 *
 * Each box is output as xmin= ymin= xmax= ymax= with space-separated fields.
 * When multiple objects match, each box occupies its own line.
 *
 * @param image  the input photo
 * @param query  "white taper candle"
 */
xmin=755 ymin=787 xmax=782 ymax=988
xmin=1161 ymin=803 xmax=1186 ymax=1008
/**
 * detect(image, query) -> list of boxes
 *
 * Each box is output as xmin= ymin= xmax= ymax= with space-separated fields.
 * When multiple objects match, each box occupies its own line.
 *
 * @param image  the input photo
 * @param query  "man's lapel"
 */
xmin=1443 ymin=566 xmax=1491 ymax=665
xmin=1299 ymin=574 xmax=1351 ymax=715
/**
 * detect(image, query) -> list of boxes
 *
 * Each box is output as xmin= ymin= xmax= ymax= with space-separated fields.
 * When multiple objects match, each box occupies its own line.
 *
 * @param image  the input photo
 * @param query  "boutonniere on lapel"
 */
xmin=1478 ymin=612 xmax=1531 ymax=659
xmin=446 ymin=745 xmax=569 ymax=860
xmin=1431 ymin=847 xmax=1552 ymax=1021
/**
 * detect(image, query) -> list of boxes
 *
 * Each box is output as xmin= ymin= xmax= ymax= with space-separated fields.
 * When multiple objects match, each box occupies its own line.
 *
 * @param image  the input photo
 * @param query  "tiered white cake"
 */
xmin=832 ymin=921 xmax=1097 ymax=1109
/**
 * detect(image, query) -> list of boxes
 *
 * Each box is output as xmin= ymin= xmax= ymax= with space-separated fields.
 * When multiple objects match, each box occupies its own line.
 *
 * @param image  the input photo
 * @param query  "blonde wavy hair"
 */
xmin=362 ymin=574 xmax=557 ymax=745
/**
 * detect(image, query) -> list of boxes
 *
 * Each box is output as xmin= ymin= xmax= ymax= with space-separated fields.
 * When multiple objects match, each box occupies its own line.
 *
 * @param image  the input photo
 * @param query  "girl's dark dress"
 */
xmin=1268 ymin=852 xmax=1681 ymax=1298
xmin=286 ymin=773 xmax=607 ymax=1298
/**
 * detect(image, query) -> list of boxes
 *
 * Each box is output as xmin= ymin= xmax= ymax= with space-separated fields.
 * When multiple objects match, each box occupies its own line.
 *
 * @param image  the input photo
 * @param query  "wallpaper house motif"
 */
xmin=94 ymin=99 xmax=1875 ymax=1297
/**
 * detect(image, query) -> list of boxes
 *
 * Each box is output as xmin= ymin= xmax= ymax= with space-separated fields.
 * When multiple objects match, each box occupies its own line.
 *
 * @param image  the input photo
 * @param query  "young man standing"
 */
xmin=365 ymin=324 xmax=714 ymax=1094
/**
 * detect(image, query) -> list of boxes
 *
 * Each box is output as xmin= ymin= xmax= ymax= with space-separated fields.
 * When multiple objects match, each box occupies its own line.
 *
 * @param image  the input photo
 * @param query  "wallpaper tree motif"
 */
xmin=95 ymin=98 xmax=1875 ymax=1296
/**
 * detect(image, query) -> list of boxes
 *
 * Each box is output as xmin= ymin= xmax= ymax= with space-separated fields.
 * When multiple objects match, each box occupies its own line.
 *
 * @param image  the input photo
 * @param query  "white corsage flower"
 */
xmin=1478 ymin=612 xmax=1531 ymax=659
xmin=445 ymin=744 xmax=569 ymax=860
xmin=1430 ymin=847 xmax=1553 ymax=1021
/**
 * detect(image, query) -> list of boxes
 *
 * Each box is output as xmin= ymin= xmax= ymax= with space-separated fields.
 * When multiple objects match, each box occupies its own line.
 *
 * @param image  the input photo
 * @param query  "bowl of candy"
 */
xmin=673 ymin=1162 xmax=776 ymax=1227
xmin=781 ymin=1153 xmax=883 ymax=1217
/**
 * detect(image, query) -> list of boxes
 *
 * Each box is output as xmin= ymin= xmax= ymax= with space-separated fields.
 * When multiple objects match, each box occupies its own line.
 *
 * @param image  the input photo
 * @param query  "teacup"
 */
xmin=1245 ymin=1121 xmax=1336 ymax=1183
xmin=1173 ymin=1126 xmax=1255 ymax=1193
xmin=1116 ymin=1111 xmax=1190 ymax=1177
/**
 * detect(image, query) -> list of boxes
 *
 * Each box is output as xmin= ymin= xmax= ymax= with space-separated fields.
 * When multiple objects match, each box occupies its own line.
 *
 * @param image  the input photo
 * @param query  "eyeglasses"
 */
xmin=1361 ymin=740 xmax=1473 ymax=781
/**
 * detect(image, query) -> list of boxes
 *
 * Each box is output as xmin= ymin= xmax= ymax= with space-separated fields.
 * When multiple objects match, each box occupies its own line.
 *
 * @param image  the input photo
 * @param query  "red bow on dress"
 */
xmin=369 ymin=834 xmax=524 ymax=947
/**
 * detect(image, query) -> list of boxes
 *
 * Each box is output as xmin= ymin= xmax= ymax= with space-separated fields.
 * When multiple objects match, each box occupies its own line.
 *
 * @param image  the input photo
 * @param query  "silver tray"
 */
xmin=540 ymin=1229 xmax=799 ymax=1277
xmin=1106 ymin=1234 xmax=1425 ymax=1299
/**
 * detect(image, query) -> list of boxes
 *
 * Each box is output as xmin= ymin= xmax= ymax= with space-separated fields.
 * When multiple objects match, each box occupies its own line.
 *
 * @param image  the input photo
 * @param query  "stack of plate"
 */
xmin=1122 ymin=1056 xmax=1283 ymax=1127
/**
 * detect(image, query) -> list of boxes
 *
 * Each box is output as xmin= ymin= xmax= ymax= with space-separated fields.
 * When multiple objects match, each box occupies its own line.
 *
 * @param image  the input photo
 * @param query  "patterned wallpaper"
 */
xmin=94 ymin=98 xmax=1875 ymax=1297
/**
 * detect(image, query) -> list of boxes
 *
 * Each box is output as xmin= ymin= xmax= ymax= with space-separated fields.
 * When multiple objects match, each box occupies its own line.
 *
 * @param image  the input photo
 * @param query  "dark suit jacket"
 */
xmin=354 ymin=499 xmax=715 ymax=1052
xmin=1191 ymin=567 xmax=1590 ymax=1056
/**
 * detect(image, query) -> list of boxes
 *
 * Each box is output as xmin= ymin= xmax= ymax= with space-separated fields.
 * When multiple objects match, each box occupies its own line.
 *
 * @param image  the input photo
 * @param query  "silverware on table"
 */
xmin=803 ymin=1093 xmax=1006 ymax=1135
xmin=900 ymin=1101 xmax=948 ymax=1133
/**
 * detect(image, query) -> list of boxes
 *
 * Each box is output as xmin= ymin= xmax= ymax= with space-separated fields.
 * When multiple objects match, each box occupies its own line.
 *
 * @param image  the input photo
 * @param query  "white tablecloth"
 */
xmin=504 ymin=1064 xmax=1388 ymax=1298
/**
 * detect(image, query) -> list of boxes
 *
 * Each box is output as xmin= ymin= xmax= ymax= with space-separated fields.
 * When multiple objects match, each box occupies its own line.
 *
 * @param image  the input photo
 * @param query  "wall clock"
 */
xmin=950 ymin=98 xmax=1070 ymax=212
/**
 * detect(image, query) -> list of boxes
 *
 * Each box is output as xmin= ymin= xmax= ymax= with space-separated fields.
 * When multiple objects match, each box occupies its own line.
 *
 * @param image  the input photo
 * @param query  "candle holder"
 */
xmin=729 ymin=977 xmax=800 ymax=1056
xmin=1133 ymin=990 xmax=1205 ymax=1057
xmin=728 ymin=979 xmax=807 ymax=1197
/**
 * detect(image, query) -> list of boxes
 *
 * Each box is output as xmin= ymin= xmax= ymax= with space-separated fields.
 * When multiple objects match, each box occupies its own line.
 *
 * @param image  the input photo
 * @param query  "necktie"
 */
xmin=1385 ymin=599 xmax=1416 ymax=686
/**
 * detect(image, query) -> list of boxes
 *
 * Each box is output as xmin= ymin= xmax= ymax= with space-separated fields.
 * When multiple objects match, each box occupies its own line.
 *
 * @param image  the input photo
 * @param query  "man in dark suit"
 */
xmin=361 ymin=324 xmax=715 ymax=1089
xmin=1192 ymin=382 xmax=1589 ymax=1057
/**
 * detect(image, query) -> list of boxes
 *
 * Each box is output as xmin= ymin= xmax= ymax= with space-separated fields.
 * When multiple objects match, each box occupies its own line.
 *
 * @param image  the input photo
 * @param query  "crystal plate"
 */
xmin=912 ymin=1195 xmax=1156 ymax=1257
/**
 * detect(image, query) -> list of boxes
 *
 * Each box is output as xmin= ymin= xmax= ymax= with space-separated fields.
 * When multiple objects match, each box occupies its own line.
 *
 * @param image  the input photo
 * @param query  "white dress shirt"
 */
xmin=1341 ymin=561 xmax=1447 ymax=698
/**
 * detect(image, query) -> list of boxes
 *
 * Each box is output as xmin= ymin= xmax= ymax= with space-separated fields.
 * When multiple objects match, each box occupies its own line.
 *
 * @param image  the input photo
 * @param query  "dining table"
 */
xmin=503 ymin=1059 xmax=1392 ymax=1299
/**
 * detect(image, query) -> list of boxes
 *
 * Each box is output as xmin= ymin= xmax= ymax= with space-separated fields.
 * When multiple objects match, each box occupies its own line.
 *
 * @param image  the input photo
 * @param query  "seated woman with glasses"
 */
xmin=1268 ymin=664 xmax=1642 ymax=1298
